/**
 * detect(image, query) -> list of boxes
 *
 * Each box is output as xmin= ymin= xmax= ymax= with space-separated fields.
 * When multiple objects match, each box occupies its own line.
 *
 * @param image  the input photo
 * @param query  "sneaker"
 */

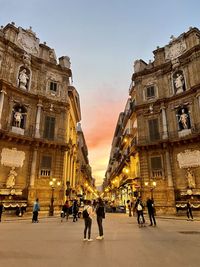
xmin=96 ymin=236 xmax=104 ymax=240
xmin=87 ymin=239 xmax=93 ymax=242
xmin=83 ymin=238 xmax=87 ymax=241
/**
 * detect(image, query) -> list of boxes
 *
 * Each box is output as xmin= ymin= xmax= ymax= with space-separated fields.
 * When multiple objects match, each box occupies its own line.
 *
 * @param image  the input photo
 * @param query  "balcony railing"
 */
xmin=138 ymin=123 xmax=200 ymax=146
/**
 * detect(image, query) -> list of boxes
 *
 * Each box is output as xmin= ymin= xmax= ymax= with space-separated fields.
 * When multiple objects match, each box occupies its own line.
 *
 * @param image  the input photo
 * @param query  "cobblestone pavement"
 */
xmin=0 ymin=213 xmax=200 ymax=267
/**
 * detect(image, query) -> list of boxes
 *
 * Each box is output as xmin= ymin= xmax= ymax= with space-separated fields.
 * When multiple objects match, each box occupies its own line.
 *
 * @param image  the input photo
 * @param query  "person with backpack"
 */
xmin=83 ymin=200 xmax=93 ymax=241
xmin=96 ymin=198 xmax=105 ymax=240
xmin=32 ymin=198 xmax=40 ymax=223
xmin=134 ymin=196 xmax=145 ymax=226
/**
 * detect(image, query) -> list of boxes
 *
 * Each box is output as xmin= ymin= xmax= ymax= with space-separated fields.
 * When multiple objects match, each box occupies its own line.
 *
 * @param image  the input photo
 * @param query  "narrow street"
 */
xmin=0 ymin=213 xmax=200 ymax=267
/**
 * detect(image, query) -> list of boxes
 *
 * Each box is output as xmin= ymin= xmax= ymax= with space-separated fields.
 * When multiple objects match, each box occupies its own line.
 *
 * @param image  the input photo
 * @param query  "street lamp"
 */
xmin=145 ymin=180 xmax=157 ymax=199
xmin=49 ymin=178 xmax=61 ymax=216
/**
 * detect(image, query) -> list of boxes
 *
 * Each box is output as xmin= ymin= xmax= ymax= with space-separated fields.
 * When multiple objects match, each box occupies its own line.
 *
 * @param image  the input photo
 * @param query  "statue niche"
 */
xmin=186 ymin=168 xmax=196 ymax=189
xmin=6 ymin=167 xmax=17 ymax=189
xmin=173 ymin=70 xmax=186 ymax=94
xmin=12 ymin=105 xmax=27 ymax=129
xmin=18 ymin=67 xmax=30 ymax=90
xmin=177 ymin=107 xmax=191 ymax=131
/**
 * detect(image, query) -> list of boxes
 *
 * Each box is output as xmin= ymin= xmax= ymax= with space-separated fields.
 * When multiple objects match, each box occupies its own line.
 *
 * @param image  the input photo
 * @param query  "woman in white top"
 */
xmin=83 ymin=200 xmax=93 ymax=241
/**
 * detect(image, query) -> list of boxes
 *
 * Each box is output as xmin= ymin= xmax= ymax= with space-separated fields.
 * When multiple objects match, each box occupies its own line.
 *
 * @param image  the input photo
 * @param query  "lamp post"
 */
xmin=144 ymin=180 xmax=157 ymax=199
xmin=49 ymin=178 xmax=61 ymax=216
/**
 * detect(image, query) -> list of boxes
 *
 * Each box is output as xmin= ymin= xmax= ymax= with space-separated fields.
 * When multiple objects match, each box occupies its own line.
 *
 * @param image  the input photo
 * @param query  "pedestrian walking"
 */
xmin=32 ymin=198 xmax=40 ymax=223
xmin=83 ymin=200 xmax=93 ymax=241
xmin=134 ymin=197 xmax=145 ymax=226
xmin=127 ymin=200 xmax=132 ymax=217
xmin=146 ymin=198 xmax=156 ymax=226
xmin=61 ymin=200 xmax=69 ymax=221
xmin=72 ymin=200 xmax=79 ymax=222
xmin=0 ymin=202 xmax=3 ymax=222
xmin=186 ymin=200 xmax=193 ymax=221
xmin=96 ymin=198 xmax=105 ymax=240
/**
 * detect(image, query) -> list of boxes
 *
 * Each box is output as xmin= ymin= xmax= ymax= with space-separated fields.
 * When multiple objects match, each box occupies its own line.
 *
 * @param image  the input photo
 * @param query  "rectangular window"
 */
xmin=44 ymin=116 xmax=55 ymax=140
xmin=150 ymin=156 xmax=163 ymax=178
xmin=50 ymin=82 xmax=57 ymax=92
xmin=148 ymin=119 xmax=160 ymax=141
xmin=40 ymin=155 xmax=52 ymax=177
xmin=146 ymin=86 xmax=155 ymax=99
xmin=151 ymin=156 xmax=162 ymax=170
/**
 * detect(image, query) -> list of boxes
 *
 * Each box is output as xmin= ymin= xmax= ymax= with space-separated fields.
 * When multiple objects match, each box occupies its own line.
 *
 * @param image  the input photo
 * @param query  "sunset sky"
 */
xmin=1 ymin=0 xmax=200 ymax=186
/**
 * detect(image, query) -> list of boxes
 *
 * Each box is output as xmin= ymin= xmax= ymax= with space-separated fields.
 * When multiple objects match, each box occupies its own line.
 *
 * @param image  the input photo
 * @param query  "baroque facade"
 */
xmin=0 ymin=23 xmax=81 ymax=212
xmin=105 ymin=27 xmax=200 ymax=214
xmin=76 ymin=123 xmax=97 ymax=200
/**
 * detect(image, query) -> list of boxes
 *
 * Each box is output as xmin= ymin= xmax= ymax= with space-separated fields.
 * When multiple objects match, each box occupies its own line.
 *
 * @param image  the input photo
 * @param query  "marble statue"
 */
xmin=186 ymin=168 xmax=196 ymax=189
xmin=174 ymin=73 xmax=184 ymax=94
xmin=18 ymin=69 xmax=29 ymax=90
xmin=6 ymin=167 xmax=17 ymax=188
xmin=179 ymin=109 xmax=189 ymax=129
xmin=14 ymin=108 xmax=24 ymax=128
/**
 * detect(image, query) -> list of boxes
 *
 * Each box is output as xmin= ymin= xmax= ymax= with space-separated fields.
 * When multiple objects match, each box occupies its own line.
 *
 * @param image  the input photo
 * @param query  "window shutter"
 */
xmin=148 ymin=119 xmax=160 ymax=141
xmin=41 ymin=156 xmax=52 ymax=169
xmin=151 ymin=157 xmax=162 ymax=170
xmin=44 ymin=116 xmax=55 ymax=139
xmin=146 ymin=86 xmax=155 ymax=98
xmin=50 ymin=82 xmax=57 ymax=92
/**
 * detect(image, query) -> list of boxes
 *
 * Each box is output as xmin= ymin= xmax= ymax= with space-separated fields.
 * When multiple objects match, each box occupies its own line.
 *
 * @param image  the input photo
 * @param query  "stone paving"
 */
xmin=0 ymin=213 xmax=200 ymax=267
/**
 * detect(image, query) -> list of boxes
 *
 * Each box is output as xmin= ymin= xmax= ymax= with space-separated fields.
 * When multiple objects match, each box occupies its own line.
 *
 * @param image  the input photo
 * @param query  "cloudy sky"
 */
xmin=1 ymin=0 xmax=200 ymax=186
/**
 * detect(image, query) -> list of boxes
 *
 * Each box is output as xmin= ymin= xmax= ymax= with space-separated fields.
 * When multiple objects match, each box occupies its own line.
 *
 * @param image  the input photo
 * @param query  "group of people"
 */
xmin=127 ymin=197 xmax=194 ymax=226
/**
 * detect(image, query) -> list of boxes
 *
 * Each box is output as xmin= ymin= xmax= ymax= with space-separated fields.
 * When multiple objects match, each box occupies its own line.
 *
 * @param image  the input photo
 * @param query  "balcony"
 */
xmin=0 ymin=123 xmax=68 ymax=149
xmin=137 ymin=123 xmax=200 ymax=146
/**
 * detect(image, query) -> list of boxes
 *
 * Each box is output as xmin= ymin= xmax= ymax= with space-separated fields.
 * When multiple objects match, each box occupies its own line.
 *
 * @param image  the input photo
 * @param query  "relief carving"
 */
xmin=177 ymin=150 xmax=200 ymax=168
xmin=1 ymin=148 xmax=25 ymax=168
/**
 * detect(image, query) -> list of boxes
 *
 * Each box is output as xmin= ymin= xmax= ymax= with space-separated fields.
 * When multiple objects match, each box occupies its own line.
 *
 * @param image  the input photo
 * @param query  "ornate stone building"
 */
xmin=76 ymin=123 xmax=97 ymax=200
xmin=0 ymin=23 xmax=81 ymax=212
xmin=105 ymin=27 xmax=200 ymax=214
xmin=130 ymin=27 xmax=200 ymax=213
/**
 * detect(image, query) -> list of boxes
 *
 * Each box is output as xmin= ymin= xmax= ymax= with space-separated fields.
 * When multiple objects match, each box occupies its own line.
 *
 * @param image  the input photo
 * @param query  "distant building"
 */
xmin=0 ymin=23 xmax=81 ymax=212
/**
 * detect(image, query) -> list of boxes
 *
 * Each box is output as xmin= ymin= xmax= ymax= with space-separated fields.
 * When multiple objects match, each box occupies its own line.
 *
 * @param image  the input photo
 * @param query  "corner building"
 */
xmin=130 ymin=27 xmax=200 ymax=213
xmin=0 ymin=23 xmax=81 ymax=212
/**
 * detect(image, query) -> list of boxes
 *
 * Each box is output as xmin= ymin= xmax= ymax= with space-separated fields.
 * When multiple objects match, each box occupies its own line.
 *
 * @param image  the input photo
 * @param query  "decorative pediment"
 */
xmin=16 ymin=27 xmax=39 ymax=55
xmin=165 ymin=38 xmax=187 ymax=60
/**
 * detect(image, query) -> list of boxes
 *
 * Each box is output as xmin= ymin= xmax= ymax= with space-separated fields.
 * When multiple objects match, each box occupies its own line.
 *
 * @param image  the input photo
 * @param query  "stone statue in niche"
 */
xmin=177 ymin=108 xmax=191 ymax=130
xmin=12 ymin=106 xmax=27 ymax=128
xmin=18 ymin=68 xmax=29 ymax=90
xmin=186 ymin=168 xmax=196 ymax=189
xmin=173 ymin=70 xmax=186 ymax=94
xmin=6 ymin=167 xmax=17 ymax=188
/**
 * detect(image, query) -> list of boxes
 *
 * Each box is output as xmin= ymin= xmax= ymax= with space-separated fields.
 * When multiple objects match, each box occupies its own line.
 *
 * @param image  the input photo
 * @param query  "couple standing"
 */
xmin=83 ymin=198 xmax=105 ymax=242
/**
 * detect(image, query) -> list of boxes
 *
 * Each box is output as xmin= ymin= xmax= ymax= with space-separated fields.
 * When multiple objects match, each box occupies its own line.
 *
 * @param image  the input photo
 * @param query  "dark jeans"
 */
xmin=32 ymin=211 xmax=38 ymax=222
xmin=187 ymin=209 xmax=193 ymax=219
xmin=137 ymin=211 xmax=145 ymax=224
xmin=84 ymin=217 xmax=92 ymax=239
xmin=0 ymin=212 xmax=2 ymax=222
xmin=73 ymin=212 xmax=78 ymax=222
xmin=97 ymin=216 xmax=103 ymax=236
xmin=148 ymin=211 xmax=156 ymax=225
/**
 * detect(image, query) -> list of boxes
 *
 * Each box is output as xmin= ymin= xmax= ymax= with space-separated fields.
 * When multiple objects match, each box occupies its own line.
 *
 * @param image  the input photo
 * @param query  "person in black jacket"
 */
xmin=186 ymin=200 xmax=193 ymax=221
xmin=96 ymin=198 xmax=105 ymax=240
xmin=0 ymin=202 xmax=3 ymax=222
xmin=146 ymin=198 xmax=156 ymax=226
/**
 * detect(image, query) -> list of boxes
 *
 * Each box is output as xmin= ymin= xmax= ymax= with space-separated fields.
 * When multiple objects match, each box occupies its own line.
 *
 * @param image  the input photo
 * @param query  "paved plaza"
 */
xmin=0 ymin=213 xmax=200 ymax=267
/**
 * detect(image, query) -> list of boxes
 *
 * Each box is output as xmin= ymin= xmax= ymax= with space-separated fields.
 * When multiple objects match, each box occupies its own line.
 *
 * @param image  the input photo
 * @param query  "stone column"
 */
xmin=161 ymin=104 xmax=168 ymax=139
xmin=165 ymin=150 xmax=173 ymax=187
xmin=30 ymin=149 xmax=38 ymax=187
xmin=0 ymin=89 xmax=7 ymax=129
xmin=35 ymin=103 xmax=42 ymax=138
